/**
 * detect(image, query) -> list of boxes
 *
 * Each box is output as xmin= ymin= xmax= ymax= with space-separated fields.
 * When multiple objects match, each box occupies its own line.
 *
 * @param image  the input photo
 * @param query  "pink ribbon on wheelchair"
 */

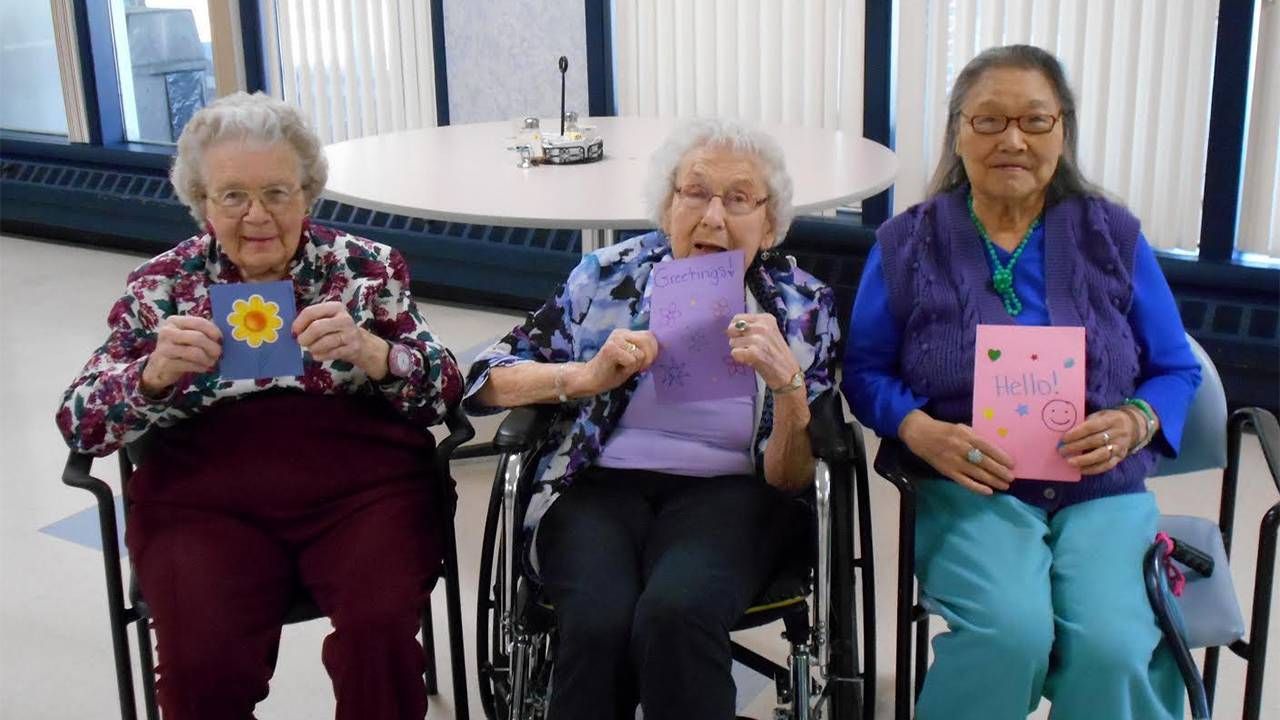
xmin=1154 ymin=532 xmax=1187 ymax=597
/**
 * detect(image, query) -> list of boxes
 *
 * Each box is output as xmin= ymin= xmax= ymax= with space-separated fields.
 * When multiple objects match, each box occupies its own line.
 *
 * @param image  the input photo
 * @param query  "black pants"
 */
xmin=536 ymin=467 xmax=805 ymax=720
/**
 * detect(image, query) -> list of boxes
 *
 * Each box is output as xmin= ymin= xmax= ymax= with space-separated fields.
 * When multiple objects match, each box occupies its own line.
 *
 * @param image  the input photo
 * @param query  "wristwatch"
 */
xmin=771 ymin=370 xmax=805 ymax=395
xmin=387 ymin=342 xmax=418 ymax=380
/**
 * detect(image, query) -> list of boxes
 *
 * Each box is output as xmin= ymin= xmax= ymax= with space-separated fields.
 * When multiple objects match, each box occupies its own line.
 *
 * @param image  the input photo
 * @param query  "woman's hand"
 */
xmin=140 ymin=315 xmax=223 ymax=395
xmin=899 ymin=410 xmax=1016 ymax=496
xmin=294 ymin=301 xmax=389 ymax=378
xmin=1059 ymin=408 xmax=1140 ymax=475
xmin=568 ymin=329 xmax=659 ymax=397
xmin=725 ymin=313 xmax=801 ymax=391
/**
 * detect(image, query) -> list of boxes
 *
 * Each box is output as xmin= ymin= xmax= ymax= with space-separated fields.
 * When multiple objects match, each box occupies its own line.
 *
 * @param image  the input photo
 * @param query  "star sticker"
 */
xmin=1031 ymin=354 xmax=1039 ymax=361
xmin=1016 ymin=403 xmax=1030 ymax=417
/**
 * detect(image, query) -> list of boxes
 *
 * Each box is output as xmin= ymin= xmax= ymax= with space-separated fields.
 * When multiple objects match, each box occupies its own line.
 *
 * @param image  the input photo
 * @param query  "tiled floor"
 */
xmin=1 ymin=233 xmax=1275 ymax=719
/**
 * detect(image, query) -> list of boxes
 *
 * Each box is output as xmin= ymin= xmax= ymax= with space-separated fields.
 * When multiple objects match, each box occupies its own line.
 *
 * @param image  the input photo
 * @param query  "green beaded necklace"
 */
xmin=968 ymin=194 xmax=1042 ymax=317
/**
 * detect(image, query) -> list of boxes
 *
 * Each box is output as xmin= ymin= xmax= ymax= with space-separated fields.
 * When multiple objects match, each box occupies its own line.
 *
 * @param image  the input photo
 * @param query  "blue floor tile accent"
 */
xmin=39 ymin=499 xmax=123 ymax=552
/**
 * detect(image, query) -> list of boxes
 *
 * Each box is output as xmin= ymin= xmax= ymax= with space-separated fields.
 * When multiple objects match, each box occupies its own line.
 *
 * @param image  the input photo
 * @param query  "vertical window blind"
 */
xmin=612 ymin=0 xmax=867 ymax=135
xmin=1237 ymin=0 xmax=1279 ymax=258
xmin=262 ymin=0 xmax=438 ymax=145
xmin=895 ymin=0 xmax=1221 ymax=253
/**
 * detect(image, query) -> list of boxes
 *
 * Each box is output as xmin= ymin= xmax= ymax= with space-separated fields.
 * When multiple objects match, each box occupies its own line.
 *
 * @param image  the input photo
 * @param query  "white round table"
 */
xmin=323 ymin=117 xmax=897 ymax=252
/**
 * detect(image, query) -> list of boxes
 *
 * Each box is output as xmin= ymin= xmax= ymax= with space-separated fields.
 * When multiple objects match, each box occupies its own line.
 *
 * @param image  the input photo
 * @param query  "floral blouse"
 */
xmin=465 ymin=230 xmax=840 ymax=536
xmin=57 ymin=222 xmax=463 ymax=456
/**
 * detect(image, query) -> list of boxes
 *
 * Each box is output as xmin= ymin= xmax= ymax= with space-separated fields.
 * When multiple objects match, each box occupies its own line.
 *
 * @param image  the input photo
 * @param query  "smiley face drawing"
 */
xmin=1042 ymin=399 xmax=1079 ymax=432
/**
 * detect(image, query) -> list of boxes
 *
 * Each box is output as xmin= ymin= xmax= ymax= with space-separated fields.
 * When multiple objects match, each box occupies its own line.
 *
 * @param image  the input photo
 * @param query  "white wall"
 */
xmin=443 ymin=0 xmax=590 ymax=125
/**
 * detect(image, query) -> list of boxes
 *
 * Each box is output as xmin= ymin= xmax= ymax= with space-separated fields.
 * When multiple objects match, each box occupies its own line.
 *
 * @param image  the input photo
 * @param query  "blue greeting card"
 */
xmin=209 ymin=281 xmax=304 ymax=380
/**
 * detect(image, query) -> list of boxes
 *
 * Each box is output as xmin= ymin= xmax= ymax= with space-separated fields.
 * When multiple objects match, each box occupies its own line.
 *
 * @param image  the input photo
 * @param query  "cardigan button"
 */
xmin=1043 ymin=488 xmax=1057 ymax=500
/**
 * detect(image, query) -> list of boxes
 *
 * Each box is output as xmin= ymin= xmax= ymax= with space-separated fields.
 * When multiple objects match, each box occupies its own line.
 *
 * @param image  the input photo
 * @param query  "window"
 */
xmin=0 ymin=0 xmax=69 ymax=135
xmin=109 ymin=0 xmax=216 ymax=143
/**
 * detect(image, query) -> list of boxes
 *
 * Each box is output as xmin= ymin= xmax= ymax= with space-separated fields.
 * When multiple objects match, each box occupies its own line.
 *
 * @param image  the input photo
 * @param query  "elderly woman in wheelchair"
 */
xmin=465 ymin=119 xmax=845 ymax=719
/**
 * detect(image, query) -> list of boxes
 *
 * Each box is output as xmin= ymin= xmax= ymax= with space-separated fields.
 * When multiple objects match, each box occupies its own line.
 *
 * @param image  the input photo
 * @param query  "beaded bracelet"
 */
xmin=1123 ymin=397 xmax=1157 ymax=452
xmin=554 ymin=363 xmax=570 ymax=403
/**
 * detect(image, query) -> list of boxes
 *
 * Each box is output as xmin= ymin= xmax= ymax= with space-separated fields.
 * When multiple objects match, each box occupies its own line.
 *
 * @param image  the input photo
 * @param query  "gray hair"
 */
xmin=170 ymin=91 xmax=328 ymax=225
xmin=927 ymin=44 xmax=1099 ymax=204
xmin=644 ymin=118 xmax=796 ymax=245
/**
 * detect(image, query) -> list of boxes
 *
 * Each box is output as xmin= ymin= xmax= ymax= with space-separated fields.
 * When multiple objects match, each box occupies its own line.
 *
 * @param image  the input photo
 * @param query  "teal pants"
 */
xmin=913 ymin=481 xmax=1184 ymax=720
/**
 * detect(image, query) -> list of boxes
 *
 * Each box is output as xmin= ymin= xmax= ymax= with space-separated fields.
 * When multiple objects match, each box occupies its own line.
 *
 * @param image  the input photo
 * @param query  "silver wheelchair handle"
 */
xmin=502 ymin=452 xmax=524 ymax=653
xmin=813 ymin=458 xmax=832 ymax=677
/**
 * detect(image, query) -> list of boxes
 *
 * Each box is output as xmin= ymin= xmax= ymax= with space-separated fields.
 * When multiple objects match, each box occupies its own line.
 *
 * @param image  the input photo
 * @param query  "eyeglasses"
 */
xmin=207 ymin=185 xmax=302 ymax=217
xmin=961 ymin=112 xmax=1061 ymax=135
xmin=675 ymin=185 xmax=769 ymax=216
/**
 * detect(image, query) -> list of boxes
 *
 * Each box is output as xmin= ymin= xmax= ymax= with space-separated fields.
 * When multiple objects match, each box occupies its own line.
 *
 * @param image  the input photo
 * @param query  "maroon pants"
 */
xmin=125 ymin=392 xmax=442 ymax=720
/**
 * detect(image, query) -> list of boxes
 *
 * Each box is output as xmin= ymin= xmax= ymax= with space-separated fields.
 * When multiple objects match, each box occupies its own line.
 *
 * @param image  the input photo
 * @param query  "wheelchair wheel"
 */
xmin=477 ymin=470 xmax=512 ymax=719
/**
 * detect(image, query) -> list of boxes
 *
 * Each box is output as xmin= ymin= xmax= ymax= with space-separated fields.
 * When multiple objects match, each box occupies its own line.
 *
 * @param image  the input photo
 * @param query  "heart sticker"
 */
xmin=988 ymin=349 xmax=1002 ymax=361
xmin=997 ymin=427 xmax=1009 ymax=438
xmin=1064 ymin=358 xmax=1076 ymax=369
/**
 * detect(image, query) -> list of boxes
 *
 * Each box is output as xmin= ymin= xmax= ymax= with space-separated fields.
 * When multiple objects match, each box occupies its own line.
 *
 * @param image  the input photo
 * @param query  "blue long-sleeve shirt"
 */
xmin=842 ymin=227 xmax=1201 ymax=456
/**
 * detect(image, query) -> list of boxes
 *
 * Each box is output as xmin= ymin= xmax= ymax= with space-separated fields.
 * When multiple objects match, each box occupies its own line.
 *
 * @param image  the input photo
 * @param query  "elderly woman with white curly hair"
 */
xmin=56 ymin=91 xmax=462 ymax=719
xmin=465 ymin=118 xmax=840 ymax=718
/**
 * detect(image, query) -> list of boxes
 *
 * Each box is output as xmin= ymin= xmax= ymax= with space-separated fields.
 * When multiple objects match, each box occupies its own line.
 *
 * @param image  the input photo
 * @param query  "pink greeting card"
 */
xmin=972 ymin=324 xmax=1086 ymax=482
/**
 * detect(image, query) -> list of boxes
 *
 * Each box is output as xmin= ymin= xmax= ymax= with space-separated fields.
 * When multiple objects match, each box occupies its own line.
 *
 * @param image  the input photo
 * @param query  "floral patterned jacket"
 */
xmin=464 ymin=230 xmax=840 ymax=535
xmin=57 ymin=222 xmax=463 ymax=456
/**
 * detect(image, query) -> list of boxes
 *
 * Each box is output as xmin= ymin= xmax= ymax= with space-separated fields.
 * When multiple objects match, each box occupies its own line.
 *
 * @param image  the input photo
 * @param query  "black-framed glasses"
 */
xmin=961 ymin=112 xmax=1061 ymax=135
xmin=675 ymin=184 xmax=769 ymax=216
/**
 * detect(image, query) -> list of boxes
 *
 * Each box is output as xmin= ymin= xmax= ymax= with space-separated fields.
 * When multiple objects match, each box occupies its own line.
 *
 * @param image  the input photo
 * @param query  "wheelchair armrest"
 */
xmin=437 ymin=404 xmax=477 ymax=462
xmin=494 ymin=404 xmax=559 ymax=453
xmin=1230 ymin=407 xmax=1280 ymax=495
xmin=873 ymin=438 xmax=936 ymax=496
xmin=806 ymin=389 xmax=850 ymax=463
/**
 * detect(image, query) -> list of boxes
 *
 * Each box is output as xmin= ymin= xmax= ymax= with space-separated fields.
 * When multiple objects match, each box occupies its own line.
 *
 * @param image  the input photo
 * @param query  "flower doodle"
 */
xmin=657 ymin=362 xmax=691 ymax=388
xmin=659 ymin=302 xmax=683 ymax=325
xmin=723 ymin=355 xmax=751 ymax=377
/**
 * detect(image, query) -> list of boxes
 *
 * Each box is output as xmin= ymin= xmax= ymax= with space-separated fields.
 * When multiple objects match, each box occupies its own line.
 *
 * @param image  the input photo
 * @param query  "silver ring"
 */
xmin=1102 ymin=430 xmax=1111 ymax=445
xmin=965 ymin=447 xmax=984 ymax=464
xmin=733 ymin=319 xmax=749 ymax=332
xmin=622 ymin=340 xmax=640 ymax=355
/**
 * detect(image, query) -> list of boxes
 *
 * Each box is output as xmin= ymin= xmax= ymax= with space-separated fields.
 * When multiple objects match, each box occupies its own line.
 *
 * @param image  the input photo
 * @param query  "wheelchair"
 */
xmin=473 ymin=389 xmax=876 ymax=719
xmin=62 ymin=403 xmax=475 ymax=720
xmin=874 ymin=335 xmax=1279 ymax=720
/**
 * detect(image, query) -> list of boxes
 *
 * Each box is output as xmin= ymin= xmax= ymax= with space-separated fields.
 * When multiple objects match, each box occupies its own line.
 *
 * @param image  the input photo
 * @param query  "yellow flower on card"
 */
xmin=227 ymin=294 xmax=283 ymax=348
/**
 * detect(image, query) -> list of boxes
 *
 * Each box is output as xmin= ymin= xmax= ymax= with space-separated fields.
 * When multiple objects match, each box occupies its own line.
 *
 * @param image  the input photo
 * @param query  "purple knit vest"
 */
xmin=877 ymin=187 xmax=1157 ymax=509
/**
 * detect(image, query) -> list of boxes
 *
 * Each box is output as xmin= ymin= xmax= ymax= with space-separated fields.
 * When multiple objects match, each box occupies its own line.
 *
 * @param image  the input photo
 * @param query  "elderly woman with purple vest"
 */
xmin=843 ymin=45 xmax=1201 ymax=720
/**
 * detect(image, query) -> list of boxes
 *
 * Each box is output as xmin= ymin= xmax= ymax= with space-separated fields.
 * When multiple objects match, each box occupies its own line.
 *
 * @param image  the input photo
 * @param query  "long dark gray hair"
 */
xmin=927 ymin=44 xmax=1099 ymax=204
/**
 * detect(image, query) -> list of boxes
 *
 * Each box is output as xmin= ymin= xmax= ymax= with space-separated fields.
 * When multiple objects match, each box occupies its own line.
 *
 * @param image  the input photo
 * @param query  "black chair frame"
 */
xmin=62 ymin=404 xmax=475 ymax=720
xmin=473 ymin=389 xmax=877 ymax=720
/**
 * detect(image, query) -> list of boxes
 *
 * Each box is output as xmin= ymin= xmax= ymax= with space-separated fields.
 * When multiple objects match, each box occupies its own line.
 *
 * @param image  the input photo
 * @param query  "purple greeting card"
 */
xmin=971 ymin=324 xmax=1086 ymax=482
xmin=210 ymin=281 xmax=304 ymax=381
xmin=649 ymin=250 xmax=755 ymax=403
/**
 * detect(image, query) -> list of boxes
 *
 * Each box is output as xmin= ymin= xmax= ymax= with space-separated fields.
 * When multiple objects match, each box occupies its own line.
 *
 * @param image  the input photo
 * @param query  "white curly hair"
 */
xmin=169 ymin=91 xmax=327 ymax=225
xmin=643 ymin=117 xmax=795 ymax=244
